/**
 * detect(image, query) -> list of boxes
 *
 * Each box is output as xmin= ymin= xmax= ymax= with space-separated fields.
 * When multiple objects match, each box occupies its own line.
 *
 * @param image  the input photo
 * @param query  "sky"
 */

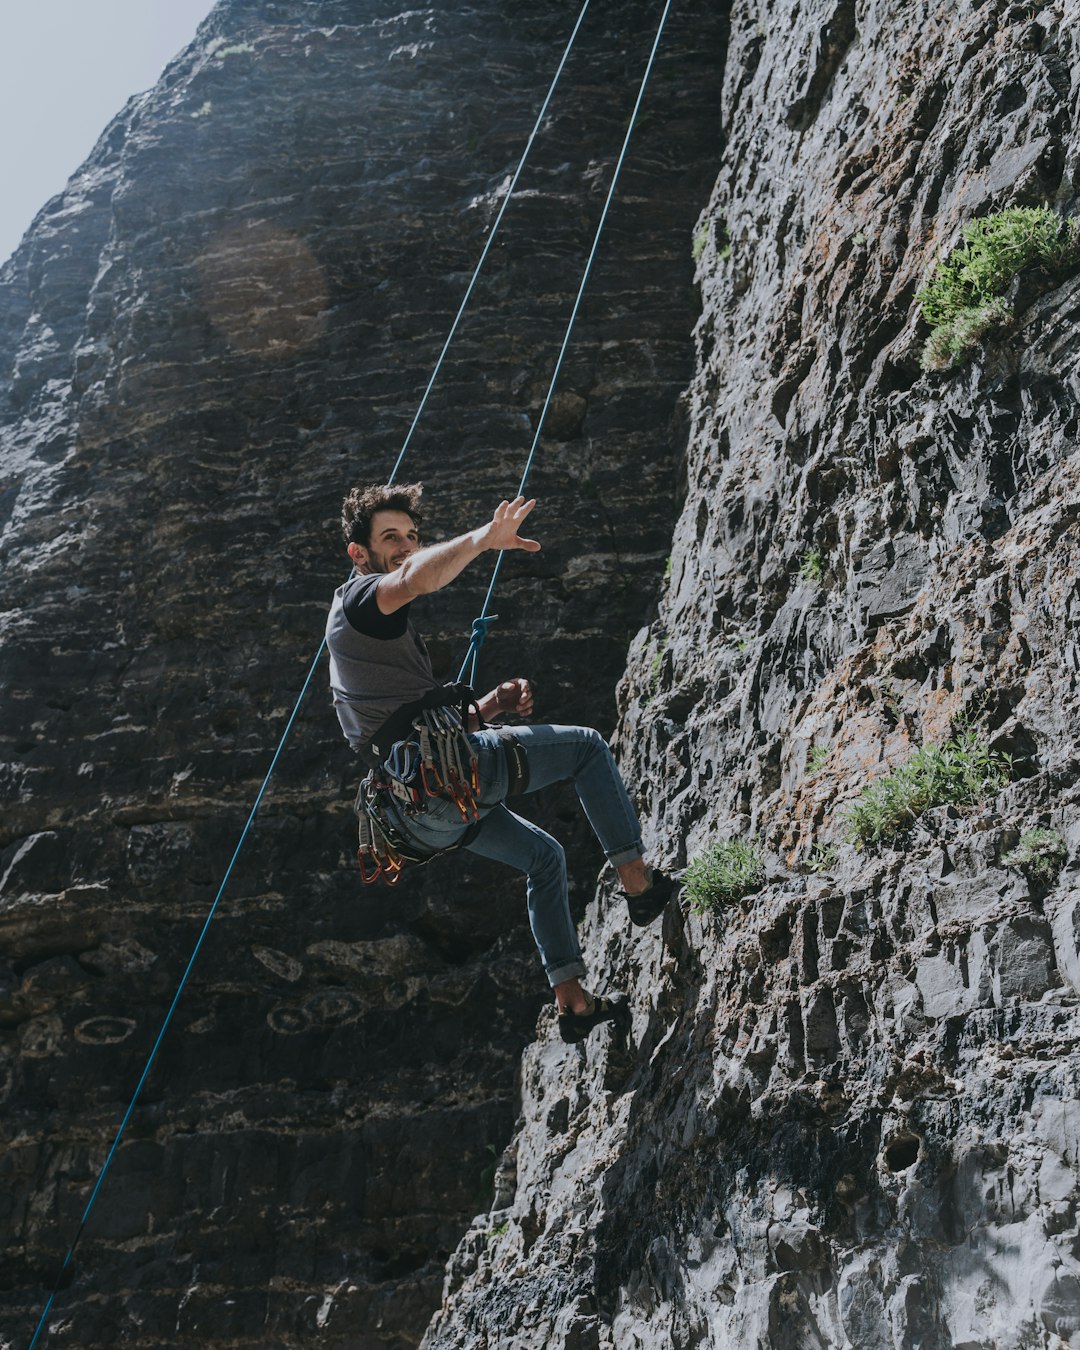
xmin=0 ymin=0 xmax=219 ymax=264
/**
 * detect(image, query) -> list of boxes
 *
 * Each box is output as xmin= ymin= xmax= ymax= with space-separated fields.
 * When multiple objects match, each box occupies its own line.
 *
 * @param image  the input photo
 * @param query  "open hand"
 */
xmin=484 ymin=497 xmax=541 ymax=554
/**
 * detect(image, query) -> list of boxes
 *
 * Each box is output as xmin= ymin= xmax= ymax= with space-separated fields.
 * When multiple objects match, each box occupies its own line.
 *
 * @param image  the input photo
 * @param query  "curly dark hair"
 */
xmin=341 ymin=482 xmax=424 ymax=547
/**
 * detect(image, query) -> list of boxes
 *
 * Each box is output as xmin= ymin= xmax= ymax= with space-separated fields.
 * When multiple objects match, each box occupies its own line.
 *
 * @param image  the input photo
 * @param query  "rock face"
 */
xmin=0 ymin=3 xmax=725 ymax=1347
xmin=423 ymin=1 xmax=1080 ymax=1348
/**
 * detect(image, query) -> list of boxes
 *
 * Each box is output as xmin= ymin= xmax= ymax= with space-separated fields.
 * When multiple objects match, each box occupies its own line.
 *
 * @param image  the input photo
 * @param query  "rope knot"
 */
xmin=469 ymin=614 xmax=499 ymax=648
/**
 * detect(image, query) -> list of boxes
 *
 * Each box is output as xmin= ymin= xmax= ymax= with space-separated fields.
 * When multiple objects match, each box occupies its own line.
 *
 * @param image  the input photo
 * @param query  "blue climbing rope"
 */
xmin=25 ymin=7 xmax=594 ymax=1347
xmin=459 ymin=0 xmax=674 ymax=687
xmin=389 ymin=0 xmax=594 ymax=485
xmin=26 ymin=644 xmax=326 ymax=1350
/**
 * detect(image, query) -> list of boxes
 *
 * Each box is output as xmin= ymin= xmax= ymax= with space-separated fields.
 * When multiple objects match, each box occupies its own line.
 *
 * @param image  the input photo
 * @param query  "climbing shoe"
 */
xmin=558 ymin=992 xmax=631 ymax=1045
xmin=624 ymin=867 xmax=677 ymax=926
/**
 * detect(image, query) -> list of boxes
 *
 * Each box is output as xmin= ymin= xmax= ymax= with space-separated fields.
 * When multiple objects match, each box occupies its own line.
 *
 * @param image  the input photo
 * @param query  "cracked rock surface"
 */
xmin=0 ymin=1 xmax=724 ymax=1346
xmin=424 ymin=1 xmax=1080 ymax=1347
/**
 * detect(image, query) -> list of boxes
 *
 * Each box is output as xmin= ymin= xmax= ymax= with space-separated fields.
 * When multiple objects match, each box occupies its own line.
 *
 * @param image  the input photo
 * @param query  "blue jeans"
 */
xmin=387 ymin=724 xmax=644 ymax=987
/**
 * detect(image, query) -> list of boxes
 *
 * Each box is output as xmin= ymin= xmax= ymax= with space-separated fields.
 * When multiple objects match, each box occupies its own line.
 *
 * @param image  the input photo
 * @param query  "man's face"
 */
xmin=360 ymin=509 xmax=420 ymax=573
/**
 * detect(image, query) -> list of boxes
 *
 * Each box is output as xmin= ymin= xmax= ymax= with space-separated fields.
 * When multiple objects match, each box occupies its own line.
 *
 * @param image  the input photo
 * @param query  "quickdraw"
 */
xmin=355 ymin=701 xmax=481 ymax=884
xmin=417 ymin=704 xmax=481 ymax=823
xmin=356 ymin=788 xmax=411 ymax=885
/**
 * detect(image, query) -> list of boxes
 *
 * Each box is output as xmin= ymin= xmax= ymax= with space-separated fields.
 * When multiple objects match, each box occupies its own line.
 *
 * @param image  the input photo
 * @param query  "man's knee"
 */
xmin=581 ymin=725 xmax=613 ymax=763
xmin=527 ymin=832 xmax=566 ymax=883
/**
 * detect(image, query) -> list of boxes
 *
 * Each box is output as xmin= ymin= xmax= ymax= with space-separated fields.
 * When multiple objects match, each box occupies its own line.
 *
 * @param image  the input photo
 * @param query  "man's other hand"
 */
xmin=495 ymin=678 xmax=534 ymax=718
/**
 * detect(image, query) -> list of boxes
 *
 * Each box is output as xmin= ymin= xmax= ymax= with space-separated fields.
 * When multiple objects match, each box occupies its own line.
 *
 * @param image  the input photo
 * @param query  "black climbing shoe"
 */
xmin=558 ymin=993 xmax=631 ymax=1045
xmin=624 ymin=868 xmax=677 ymax=926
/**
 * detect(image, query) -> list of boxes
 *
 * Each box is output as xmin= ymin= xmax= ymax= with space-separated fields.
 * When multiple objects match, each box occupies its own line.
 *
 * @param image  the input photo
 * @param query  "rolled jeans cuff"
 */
xmin=547 ymin=958 xmax=587 ymax=988
xmin=607 ymin=839 xmax=644 ymax=868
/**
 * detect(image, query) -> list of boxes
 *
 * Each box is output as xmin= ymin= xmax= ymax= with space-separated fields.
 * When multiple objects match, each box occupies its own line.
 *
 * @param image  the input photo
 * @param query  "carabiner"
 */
xmin=421 ymin=759 xmax=444 ymax=796
xmin=358 ymin=848 xmax=383 ymax=885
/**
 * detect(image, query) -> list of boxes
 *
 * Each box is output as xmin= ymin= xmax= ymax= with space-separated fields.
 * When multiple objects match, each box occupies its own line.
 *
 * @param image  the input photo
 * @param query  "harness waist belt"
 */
xmin=362 ymin=681 xmax=479 ymax=768
xmin=363 ymin=688 xmax=529 ymax=800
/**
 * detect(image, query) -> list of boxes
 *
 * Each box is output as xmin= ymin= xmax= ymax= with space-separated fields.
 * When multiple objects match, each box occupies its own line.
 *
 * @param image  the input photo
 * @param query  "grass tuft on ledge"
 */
xmin=1002 ymin=827 xmax=1067 ymax=884
xmin=844 ymin=727 xmax=1011 ymax=847
xmin=684 ymin=838 xmax=765 ymax=912
xmin=917 ymin=206 xmax=1080 ymax=370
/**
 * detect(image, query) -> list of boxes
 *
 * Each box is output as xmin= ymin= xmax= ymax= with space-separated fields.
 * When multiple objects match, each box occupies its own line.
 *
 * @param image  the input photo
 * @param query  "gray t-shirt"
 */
xmin=326 ymin=573 xmax=436 ymax=752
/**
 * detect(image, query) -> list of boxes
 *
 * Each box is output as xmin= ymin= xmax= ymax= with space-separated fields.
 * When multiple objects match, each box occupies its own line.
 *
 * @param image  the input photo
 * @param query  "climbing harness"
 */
xmin=354 ymin=684 xmax=531 ymax=884
xmin=26 ymin=0 xmax=670 ymax=1341
xmin=355 ymin=685 xmax=483 ymax=884
xmin=355 ymin=779 xmax=433 ymax=885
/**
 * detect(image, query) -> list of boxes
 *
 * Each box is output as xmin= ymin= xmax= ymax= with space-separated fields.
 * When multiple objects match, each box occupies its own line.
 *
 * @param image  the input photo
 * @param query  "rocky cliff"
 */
xmin=422 ymin=0 xmax=1080 ymax=1348
xmin=0 ymin=1 xmax=726 ymax=1347
xmin=4 ymin=1 xmax=1080 ymax=1348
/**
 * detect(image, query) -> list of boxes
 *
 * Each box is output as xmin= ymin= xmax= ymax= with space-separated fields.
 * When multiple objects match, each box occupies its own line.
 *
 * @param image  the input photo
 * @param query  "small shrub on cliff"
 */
xmin=647 ymin=635 xmax=669 ymax=699
xmin=799 ymin=549 xmax=826 ymax=584
xmin=917 ymin=206 xmax=1080 ymax=370
xmin=807 ymin=742 xmax=831 ymax=775
xmin=1003 ymin=827 xmax=1067 ymax=884
xmin=921 ymin=297 xmax=1013 ymax=371
xmin=692 ymin=216 xmax=731 ymax=264
xmin=807 ymin=841 xmax=838 ymax=874
xmin=844 ymin=727 xmax=1011 ymax=847
xmin=684 ymin=839 xmax=765 ymax=912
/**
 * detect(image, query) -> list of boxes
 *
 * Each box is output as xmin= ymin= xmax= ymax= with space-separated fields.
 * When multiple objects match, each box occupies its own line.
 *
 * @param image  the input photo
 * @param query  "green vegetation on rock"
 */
xmin=921 ymin=297 xmax=1013 ymax=371
xmin=807 ymin=841 xmax=838 ymax=874
xmin=684 ymin=838 xmax=765 ymax=912
xmin=799 ymin=548 xmax=826 ymax=584
xmin=692 ymin=216 xmax=731 ymax=263
xmin=917 ymin=207 xmax=1080 ymax=370
xmin=648 ymin=636 xmax=668 ymax=696
xmin=845 ymin=727 xmax=1011 ymax=846
xmin=1002 ymin=827 xmax=1068 ymax=883
xmin=807 ymin=742 xmax=831 ymax=774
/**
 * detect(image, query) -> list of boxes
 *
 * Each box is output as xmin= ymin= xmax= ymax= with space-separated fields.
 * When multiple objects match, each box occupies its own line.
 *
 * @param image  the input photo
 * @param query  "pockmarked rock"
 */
xmin=424 ymin=0 xmax=1080 ymax=1347
xmin=0 ymin=1 xmax=726 ymax=1346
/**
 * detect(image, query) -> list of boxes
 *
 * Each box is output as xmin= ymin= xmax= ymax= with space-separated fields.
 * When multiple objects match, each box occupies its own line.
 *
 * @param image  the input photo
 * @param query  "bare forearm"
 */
xmin=376 ymin=498 xmax=539 ymax=613
xmin=473 ymin=690 xmax=503 ymax=728
xmin=396 ymin=528 xmax=486 ymax=598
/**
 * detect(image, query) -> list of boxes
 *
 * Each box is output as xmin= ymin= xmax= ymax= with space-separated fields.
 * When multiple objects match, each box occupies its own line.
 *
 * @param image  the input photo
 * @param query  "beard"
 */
xmin=370 ymin=550 xmax=408 ymax=574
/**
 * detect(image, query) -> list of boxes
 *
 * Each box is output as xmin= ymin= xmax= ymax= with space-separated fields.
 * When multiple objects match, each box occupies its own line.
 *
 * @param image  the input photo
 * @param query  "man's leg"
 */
xmin=474 ymin=724 xmax=669 ymax=908
xmin=463 ymin=803 xmax=586 ymax=994
xmin=479 ymin=723 xmax=643 ymax=861
xmin=462 ymin=804 xmax=630 ymax=1042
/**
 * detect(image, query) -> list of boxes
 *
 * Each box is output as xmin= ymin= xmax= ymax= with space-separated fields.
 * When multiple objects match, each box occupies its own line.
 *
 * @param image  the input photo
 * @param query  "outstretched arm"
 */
xmin=375 ymin=497 xmax=540 ymax=615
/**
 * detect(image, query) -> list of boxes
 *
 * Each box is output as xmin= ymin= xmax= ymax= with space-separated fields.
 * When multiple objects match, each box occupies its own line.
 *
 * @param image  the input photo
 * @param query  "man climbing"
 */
xmin=326 ymin=482 xmax=675 ymax=1043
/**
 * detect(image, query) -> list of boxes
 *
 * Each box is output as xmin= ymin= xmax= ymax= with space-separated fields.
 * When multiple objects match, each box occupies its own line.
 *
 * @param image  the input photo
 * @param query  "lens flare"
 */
xmin=196 ymin=220 xmax=328 ymax=357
